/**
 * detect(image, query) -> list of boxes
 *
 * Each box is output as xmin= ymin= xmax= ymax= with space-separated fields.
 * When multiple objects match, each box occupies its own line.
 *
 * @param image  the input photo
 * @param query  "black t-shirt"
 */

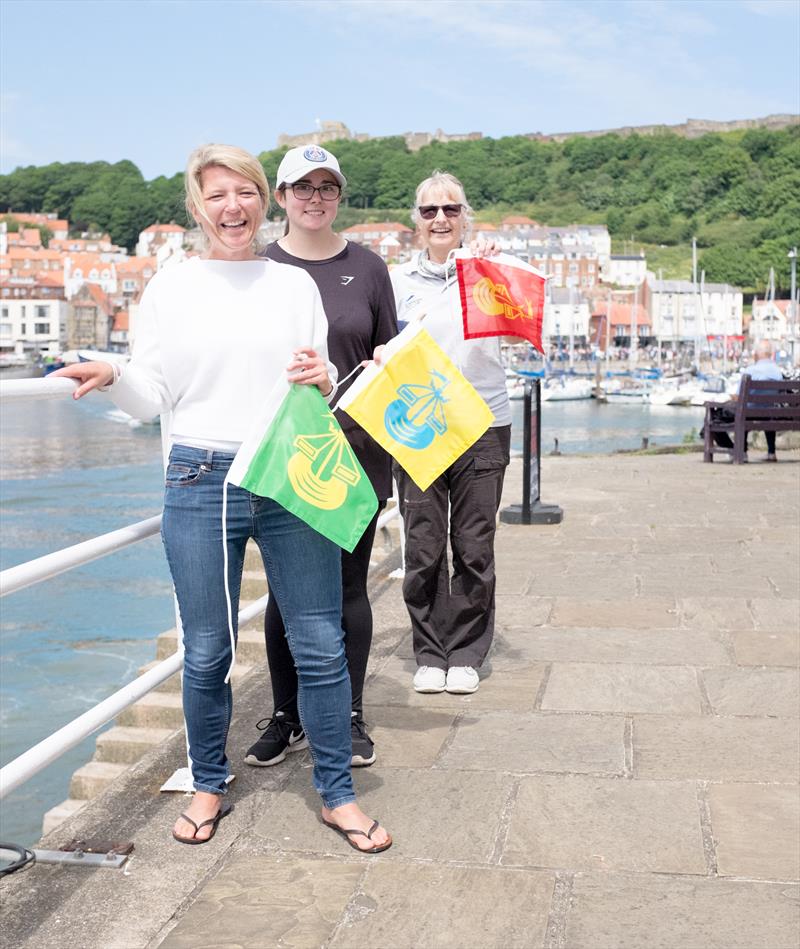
xmin=263 ymin=240 xmax=398 ymax=499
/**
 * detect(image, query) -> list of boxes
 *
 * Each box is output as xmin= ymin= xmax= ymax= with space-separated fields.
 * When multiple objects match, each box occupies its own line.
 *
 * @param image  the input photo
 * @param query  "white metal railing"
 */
xmin=0 ymin=377 xmax=401 ymax=802
xmin=0 ymin=375 xmax=77 ymax=402
xmin=0 ymin=516 xmax=163 ymax=597
xmin=0 ymin=594 xmax=269 ymax=799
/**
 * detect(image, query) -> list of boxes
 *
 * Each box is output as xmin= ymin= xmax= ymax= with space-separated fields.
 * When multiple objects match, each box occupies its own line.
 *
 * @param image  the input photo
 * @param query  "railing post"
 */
xmin=501 ymin=378 xmax=564 ymax=525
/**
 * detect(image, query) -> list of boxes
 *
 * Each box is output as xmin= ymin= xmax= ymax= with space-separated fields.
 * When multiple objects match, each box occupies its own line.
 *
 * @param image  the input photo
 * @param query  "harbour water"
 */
xmin=0 ymin=391 xmax=705 ymax=846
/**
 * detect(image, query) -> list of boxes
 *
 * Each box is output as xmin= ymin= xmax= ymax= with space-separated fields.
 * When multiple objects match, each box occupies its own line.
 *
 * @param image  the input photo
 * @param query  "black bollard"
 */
xmin=501 ymin=378 xmax=564 ymax=525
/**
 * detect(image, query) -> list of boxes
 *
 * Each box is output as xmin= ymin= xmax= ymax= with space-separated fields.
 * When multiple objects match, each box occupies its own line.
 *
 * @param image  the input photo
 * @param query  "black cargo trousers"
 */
xmin=393 ymin=425 xmax=511 ymax=671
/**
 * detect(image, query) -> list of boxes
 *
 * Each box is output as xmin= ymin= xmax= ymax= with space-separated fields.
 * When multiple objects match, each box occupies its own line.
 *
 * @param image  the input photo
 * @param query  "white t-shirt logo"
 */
xmin=340 ymin=276 xmax=354 ymax=285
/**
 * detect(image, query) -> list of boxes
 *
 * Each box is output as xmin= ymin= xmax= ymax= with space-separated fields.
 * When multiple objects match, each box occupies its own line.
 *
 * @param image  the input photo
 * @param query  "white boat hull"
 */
xmin=541 ymin=379 xmax=593 ymax=402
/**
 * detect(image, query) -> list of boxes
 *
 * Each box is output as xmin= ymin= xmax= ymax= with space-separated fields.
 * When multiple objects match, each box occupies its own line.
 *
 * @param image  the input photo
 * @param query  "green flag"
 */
xmin=227 ymin=379 xmax=378 ymax=553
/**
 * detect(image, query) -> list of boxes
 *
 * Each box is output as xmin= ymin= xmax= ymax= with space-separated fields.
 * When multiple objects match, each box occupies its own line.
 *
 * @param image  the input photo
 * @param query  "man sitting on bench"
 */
xmin=708 ymin=340 xmax=784 ymax=462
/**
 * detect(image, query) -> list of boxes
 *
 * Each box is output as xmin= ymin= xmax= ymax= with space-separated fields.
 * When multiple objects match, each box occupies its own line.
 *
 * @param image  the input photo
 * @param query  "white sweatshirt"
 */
xmin=109 ymin=257 xmax=336 ymax=447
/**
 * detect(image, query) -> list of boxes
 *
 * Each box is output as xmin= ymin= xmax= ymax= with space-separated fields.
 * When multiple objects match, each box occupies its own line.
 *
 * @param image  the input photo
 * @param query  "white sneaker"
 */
xmin=413 ymin=666 xmax=446 ymax=693
xmin=446 ymin=666 xmax=479 ymax=694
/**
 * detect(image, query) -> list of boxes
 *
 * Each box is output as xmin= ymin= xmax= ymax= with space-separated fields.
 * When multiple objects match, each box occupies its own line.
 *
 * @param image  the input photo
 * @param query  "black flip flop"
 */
xmin=172 ymin=802 xmax=233 ymax=845
xmin=321 ymin=817 xmax=392 ymax=854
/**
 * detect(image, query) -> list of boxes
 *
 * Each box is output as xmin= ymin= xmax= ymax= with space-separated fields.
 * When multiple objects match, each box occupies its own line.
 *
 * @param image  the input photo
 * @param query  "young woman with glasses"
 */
xmin=55 ymin=144 xmax=391 ymax=853
xmin=387 ymin=170 xmax=509 ymax=697
xmin=244 ymin=145 xmax=398 ymax=787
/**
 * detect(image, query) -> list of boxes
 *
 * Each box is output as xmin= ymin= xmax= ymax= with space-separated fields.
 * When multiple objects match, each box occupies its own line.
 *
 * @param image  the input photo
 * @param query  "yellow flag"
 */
xmin=338 ymin=325 xmax=494 ymax=491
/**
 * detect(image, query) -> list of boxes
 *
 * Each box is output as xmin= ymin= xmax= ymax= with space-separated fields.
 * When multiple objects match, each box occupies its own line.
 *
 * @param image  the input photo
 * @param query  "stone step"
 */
xmin=137 ymin=659 xmax=256 ymax=692
xmin=116 ymin=691 xmax=185 ymax=729
xmin=94 ymin=725 xmax=176 ymax=764
xmin=156 ymin=624 xmax=265 ymax=666
xmin=69 ymin=761 xmax=129 ymax=800
xmin=240 ymin=574 xmax=267 ymax=601
xmin=41 ymin=798 xmax=87 ymax=837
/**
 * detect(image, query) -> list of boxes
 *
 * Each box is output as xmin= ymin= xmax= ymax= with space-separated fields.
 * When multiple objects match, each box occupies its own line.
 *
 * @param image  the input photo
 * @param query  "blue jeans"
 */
xmin=161 ymin=445 xmax=354 ymax=808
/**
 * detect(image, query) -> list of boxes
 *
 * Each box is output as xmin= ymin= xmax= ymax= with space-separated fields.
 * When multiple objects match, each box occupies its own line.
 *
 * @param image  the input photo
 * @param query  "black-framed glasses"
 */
xmin=417 ymin=203 xmax=463 ymax=220
xmin=288 ymin=182 xmax=342 ymax=201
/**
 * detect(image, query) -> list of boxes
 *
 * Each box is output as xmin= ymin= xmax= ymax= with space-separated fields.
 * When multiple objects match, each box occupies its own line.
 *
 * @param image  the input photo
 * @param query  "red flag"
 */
xmin=455 ymin=254 xmax=546 ymax=352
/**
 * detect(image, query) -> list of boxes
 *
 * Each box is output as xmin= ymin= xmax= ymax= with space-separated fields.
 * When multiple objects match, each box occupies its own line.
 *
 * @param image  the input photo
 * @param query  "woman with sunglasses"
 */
xmin=388 ymin=171 xmax=509 ymax=696
xmin=244 ymin=145 xmax=398 ymax=780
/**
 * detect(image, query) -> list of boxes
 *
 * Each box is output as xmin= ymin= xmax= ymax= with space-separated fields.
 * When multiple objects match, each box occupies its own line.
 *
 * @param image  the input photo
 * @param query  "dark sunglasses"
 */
xmin=417 ymin=203 xmax=463 ymax=220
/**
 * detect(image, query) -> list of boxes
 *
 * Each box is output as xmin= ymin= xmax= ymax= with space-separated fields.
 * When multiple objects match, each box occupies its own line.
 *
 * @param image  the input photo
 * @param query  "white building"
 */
xmin=749 ymin=299 xmax=792 ymax=343
xmin=0 ymin=297 xmax=68 ymax=357
xmin=647 ymin=276 xmax=743 ymax=343
xmin=136 ymin=223 xmax=186 ymax=258
xmin=601 ymin=254 xmax=647 ymax=287
xmin=543 ymin=288 xmax=591 ymax=345
xmin=64 ymin=254 xmax=118 ymax=299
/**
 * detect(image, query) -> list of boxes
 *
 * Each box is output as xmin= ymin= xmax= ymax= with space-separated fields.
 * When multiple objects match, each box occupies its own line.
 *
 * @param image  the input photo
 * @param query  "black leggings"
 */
xmin=264 ymin=504 xmax=384 ymax=719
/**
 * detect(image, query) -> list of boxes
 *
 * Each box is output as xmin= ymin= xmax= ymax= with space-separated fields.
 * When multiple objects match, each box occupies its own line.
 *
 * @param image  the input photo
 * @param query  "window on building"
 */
xmin=0 ymin=323 xmax=11 ymax=337
xmin=20 ymin=323 xmax=26 ymax=334
xmin=34 ymin=322 xmax=50 ymax=335
xmin=1 ymin=307 xmax=7 ymax=318
xmin=20 ymin=305 xmax=26 ymax=317
xmin=35 ymin=305 xmax=49 ymax=319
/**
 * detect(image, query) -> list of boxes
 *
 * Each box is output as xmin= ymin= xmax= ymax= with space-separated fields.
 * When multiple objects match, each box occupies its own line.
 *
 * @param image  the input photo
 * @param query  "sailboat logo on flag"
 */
xmin=227 ymin=380 xmax=377 ymax=553
xmin=384 ymin=370 xmax=450 ymax=450
xmin=288 ymin=422 xmax=362 ymax=509
xmin=338 ymin=324 xmax=494 ymax=491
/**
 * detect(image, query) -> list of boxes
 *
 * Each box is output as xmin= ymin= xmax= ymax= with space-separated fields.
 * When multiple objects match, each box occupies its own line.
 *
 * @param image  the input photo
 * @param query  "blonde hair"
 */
xmin=184 ymin=144 xmax=269 ymax=237
xmin=411 ymin=170 xmax=474 ymax=239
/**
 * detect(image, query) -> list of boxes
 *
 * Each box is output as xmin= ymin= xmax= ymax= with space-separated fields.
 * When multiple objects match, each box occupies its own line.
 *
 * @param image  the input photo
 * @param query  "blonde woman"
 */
xmin=54 ymin=144 xmax=391 ymax=853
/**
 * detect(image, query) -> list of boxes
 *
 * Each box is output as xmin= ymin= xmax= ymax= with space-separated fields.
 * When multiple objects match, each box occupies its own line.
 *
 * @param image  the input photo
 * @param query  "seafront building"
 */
xmin=645 ymin=277 xmax=744 ymax=347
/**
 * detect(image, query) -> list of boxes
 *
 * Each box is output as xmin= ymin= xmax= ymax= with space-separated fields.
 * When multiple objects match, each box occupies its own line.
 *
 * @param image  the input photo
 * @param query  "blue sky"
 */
xmin=1 ymin=0 xmax=798 ymax=180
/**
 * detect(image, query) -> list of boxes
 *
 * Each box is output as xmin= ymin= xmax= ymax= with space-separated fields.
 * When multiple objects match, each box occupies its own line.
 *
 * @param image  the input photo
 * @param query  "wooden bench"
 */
xmin=703 ymin=376 xmax=800 ymax=464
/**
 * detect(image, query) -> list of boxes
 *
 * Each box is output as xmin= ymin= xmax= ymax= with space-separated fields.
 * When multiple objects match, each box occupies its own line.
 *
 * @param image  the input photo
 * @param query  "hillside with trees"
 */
xmin=1 ymin=126 xmax=797 ymax=292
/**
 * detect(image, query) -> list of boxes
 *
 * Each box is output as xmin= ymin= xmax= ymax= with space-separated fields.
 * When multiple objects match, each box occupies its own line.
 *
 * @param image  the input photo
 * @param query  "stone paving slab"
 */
xmin=542 ymin=662 xmax=703 ymax=714
xmin=494 ymin=594 xmax=554 ymax=626
xmin=632 ymin=715 xmax=800 ymax=782
xmin=253 ymin=766 xmax=513 ymax=864
xmin=329 ymin=863 xmax=555 ymax=949
xmin=549 ymin=597 xmax=679 ymax=628
xmin=491 ymin=625 xmax=730 ymax=666
xmin=750 ymin=598 xmax=800 ymax=630
xmin=708 ymin=783 xmax=800 ymax=880
xmin=501 ymin=775 xmax=707 ymax=874
xmin=439 ymin=710 xmax=626 ymax=776
xmin=701 ymin=667 xmax=800 ymax=717
xmin=521 ymin=569 xmax=640 ymax=598
xmin=159 ymin=857 xmax=364 ymax=949
xmin=564 ymin=872 xmax=800 ymax=949
xmin=359 ymin=704 xmax=457 ymax=768
xmin=679 ymin=596 xmax=758 ymax=630
xmin=730 ymin=629 xmax=800 ymax=666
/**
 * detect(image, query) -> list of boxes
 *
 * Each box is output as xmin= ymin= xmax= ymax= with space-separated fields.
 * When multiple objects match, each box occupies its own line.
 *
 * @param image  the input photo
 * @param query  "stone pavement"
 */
xmin=2 ymin=451 xmax=799 ymax=949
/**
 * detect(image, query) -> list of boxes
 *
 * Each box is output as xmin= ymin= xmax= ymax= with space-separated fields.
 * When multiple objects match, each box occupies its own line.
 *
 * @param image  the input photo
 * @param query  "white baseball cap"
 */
xmin=276 ymin=144 xmax=347 ymax=189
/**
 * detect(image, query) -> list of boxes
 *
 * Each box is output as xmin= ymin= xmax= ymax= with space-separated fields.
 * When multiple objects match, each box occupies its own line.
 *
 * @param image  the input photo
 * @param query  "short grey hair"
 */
xmin=411 ymin=170 xmax=474 ymax=240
